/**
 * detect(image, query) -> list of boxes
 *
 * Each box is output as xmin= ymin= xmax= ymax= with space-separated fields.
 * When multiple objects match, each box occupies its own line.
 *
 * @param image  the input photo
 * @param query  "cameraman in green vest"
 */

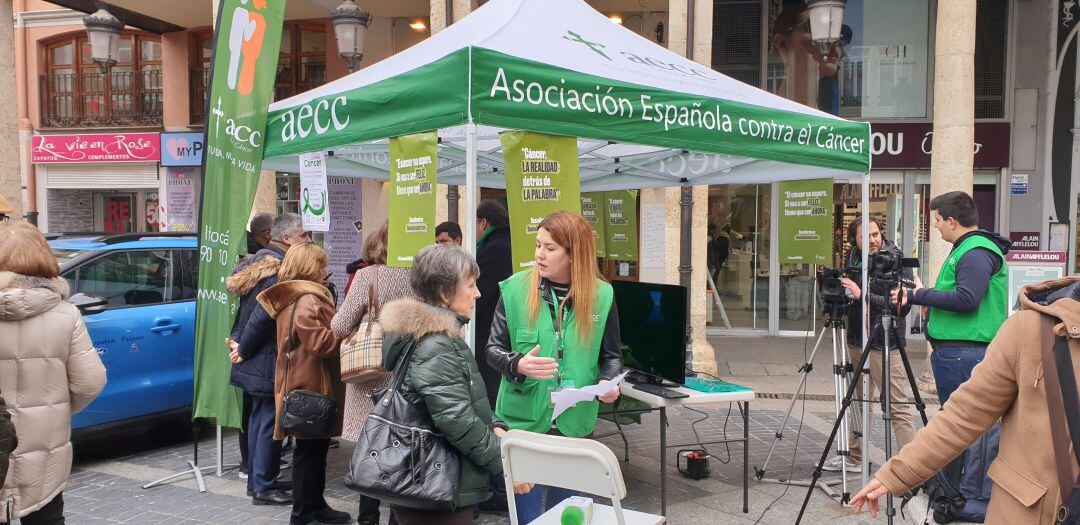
xmin=484 ymin=210 xmax=623 ymax=523
xmin=892 ymin=191 xmax=1010 ymax=521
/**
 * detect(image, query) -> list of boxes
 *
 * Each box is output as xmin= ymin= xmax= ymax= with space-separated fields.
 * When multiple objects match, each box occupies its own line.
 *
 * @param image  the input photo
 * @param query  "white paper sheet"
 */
xmin=549 ymin=371 xmax=629 ymax=422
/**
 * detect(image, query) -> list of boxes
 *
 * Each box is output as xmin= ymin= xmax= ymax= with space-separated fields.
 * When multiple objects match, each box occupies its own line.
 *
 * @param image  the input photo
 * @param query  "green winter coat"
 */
xmin=380 ymin=298 xmax=504 ymax=508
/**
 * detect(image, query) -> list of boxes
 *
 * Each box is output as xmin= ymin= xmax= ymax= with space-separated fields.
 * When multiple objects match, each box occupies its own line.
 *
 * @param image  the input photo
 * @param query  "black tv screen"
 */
xmin=612 ymin=281 xmax=687 ymax=385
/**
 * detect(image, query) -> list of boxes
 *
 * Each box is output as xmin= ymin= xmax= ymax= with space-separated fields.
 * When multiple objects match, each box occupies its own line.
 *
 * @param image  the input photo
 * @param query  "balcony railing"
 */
xmin=40 ymin=70 xmax=163 ymax=128
xmin=189 ymin=67 xmax=209 ymax=126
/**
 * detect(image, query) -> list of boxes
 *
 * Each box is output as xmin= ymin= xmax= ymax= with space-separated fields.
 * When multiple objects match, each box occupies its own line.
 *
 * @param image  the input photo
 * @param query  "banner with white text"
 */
xmin=387 ymin=132 xmax=438 ymax=267
xmin=193 ymin=0 xmax=286 ymax=428
xmin=502 ymin=131 xmax=581 ymax=270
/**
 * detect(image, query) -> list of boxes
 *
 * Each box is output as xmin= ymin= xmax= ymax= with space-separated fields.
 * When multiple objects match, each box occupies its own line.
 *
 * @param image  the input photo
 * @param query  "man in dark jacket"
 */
xmin=227 ymin=213 xmax=309 ymax=505
xmin=246 ymin=213 xmax=274 ymax=256
xmin=823 ymin=216 xmax=914 ymax=473
xmin=473 ymin=200 xmax=513 ymax=513
xmin=474 ymin=200 xmax=513 ymax=403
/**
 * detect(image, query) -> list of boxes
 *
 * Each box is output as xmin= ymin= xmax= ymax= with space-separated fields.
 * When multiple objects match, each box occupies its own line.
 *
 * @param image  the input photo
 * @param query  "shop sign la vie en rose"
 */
xmin=31 ymin=132 xmax=161 ymax=164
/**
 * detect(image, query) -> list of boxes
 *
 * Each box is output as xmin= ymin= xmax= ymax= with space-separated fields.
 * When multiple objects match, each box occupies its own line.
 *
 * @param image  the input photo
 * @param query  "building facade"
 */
xmin=4 ymin=0 xmax=1063 ymax=342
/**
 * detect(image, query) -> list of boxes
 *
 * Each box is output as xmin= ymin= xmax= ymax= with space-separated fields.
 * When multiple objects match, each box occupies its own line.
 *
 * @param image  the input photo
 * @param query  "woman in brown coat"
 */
xmin=251 ymin=243 xmax=350 ymax=525
xmin=330 ymin=222 xmax=411 ymax=525
xmin=852 ymin=276 xmax=1080 ymax=524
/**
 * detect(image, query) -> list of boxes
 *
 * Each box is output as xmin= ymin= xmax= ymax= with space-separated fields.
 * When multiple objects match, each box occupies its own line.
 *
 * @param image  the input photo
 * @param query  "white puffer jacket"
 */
xmin=0 ymin=271 xmax=106 ymax=518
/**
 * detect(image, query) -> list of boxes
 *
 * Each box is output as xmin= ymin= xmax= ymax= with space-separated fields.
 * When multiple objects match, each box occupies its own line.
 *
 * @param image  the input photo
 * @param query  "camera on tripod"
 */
xmin=818 ymin=268 xmax=849 ymax=305
xmin=866 ymin=250 xmax=920 ymax=291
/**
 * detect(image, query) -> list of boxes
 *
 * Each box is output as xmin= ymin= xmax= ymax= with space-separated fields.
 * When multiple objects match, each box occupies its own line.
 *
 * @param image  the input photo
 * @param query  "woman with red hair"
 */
xmin=483 ymin=210 xmax=623 ymax=522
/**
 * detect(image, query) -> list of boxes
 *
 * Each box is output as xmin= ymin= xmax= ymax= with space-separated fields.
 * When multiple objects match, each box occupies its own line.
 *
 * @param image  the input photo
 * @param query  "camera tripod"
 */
xmin=754 ymin=298 xmax=866 ymax=502
xmin=795 ymin=303 xmax=931 ymax=525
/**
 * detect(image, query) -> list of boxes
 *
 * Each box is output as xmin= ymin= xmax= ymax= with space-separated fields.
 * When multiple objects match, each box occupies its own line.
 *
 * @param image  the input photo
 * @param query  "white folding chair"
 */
xmin=500 ymin=429 xmax=666 ymax=525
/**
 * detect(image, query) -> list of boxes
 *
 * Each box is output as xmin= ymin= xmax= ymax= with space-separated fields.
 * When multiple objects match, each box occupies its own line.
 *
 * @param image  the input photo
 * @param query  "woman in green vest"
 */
xmin=484 ymin=210 xmax=623 ymax=522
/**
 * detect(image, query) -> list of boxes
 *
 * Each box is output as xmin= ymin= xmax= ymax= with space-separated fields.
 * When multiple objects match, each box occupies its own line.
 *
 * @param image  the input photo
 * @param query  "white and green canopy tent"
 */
xmin=261 ymin=0 xmax=874 ymax=331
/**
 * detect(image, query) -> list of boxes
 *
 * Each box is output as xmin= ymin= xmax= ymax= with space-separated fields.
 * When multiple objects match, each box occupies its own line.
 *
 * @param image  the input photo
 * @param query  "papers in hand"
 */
xmin=550 ymin=371 xmax=628 ymax=422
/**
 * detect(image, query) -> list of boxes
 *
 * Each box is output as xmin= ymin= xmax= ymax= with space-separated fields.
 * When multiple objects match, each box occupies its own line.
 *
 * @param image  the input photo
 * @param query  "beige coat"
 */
xmin=0 ymin=272 xmax=106 ymax=518
xmin=876 ymin=276 xmax=1080 ymax=524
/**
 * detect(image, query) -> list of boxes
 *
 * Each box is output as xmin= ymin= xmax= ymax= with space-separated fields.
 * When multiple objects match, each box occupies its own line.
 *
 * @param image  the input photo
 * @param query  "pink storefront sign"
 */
xmin=31 ymin=133 xmax=161 ymax=163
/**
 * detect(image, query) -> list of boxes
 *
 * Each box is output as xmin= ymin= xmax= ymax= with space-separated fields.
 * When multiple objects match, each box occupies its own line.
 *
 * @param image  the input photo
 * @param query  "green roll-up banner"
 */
xmin=387 ymin=131 xmax=438 ymax=267
xmin=501 ymin=131 xmax=581 ymax=270
xmin=580 ymin=193 xmax=606 ymax=258
xmin=604 ymin=190 xmax=638 ymax=261
xmin=193 ymin=0 xmax=287 ymax=428
xmin=778 ymin=178 xmax=833 ymax=265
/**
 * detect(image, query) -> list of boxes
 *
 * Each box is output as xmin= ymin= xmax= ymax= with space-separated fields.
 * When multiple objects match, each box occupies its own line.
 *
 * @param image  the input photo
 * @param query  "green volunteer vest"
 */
xmin=494 ymin=270 xmax=613 ymax=437
xmin=927 ymin=234 xmax=1008 ymax=343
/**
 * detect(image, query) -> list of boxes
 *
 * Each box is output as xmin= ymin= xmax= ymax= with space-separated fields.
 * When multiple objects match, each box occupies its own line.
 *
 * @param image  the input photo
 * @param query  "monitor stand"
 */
xmin=626 ymin=369 xmax=675 ymax=387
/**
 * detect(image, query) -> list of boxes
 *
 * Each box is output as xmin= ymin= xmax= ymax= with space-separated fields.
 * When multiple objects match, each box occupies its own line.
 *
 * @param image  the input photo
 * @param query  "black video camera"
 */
xmin=818 ymin=268 xmax=849 ymax=305
xmin=866 ymin=250 xmax=920 ymax=291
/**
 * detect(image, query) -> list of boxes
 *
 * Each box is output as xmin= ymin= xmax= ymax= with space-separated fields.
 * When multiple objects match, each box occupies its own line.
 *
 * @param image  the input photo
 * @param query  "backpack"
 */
xmin=919 ymin=423 xmax=999 ymax=523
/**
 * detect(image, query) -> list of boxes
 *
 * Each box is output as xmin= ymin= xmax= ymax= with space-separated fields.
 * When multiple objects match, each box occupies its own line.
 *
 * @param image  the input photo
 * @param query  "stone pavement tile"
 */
xmin=727 ymin=362 xmax=768 ymax=376
xmin=762 ymin=363 xmax=802 ymax=376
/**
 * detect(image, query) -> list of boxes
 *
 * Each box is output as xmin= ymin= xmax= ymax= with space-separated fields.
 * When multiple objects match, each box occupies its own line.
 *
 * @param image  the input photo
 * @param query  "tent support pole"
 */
xmin=465 ymin=122 xmax=478 ymax=352
xmin=679 ymin=185 xmax=694 ymax=372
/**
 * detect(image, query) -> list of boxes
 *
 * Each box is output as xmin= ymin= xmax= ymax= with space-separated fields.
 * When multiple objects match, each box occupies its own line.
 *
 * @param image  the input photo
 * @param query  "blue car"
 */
xmin=49 ymin=233 xmax=198 ymax=432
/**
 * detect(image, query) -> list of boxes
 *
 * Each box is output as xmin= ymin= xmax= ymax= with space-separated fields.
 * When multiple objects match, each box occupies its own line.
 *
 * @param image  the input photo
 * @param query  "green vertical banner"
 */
xmin=778 ymin=178 xmax=833 ymax=264
xmin=604 ymin=190 xmax=638 ymax=261
xmin=580 ymin=193 xmax=606 ymax=257
xmin=387 ymin=131 xmax=438 ymax=267
xmin=193 ymin=0 xmax=286 ymax=428
xmin=501 ymin=131 xmax=581 ymax=270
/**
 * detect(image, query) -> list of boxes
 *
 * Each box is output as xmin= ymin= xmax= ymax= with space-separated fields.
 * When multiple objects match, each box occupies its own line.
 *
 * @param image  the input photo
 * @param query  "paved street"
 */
xmin=57 ymin=336 xmax=950 ymax=524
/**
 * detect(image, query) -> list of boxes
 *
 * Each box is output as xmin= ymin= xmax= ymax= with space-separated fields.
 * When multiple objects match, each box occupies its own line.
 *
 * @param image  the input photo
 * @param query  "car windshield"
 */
xmin=52 ymin=248 xmax=84 ymax=263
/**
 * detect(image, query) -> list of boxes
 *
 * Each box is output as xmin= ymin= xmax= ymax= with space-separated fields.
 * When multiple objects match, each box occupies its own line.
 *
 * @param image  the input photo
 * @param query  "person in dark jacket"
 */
xmin=226 ymin=212 xmax=309 ymax=505
xmin=472 ymin=201 xmax=515 ymax=515
xmin=246 ymin=213 xmax=275 ymax=256
xmin=474 ymin=201 xmax=513 ymax=404
xmin=484 ymin=211 xmax=622 ymax=523
xmin=0 ymin=394 xmax=14 ymax=487
xmin=379 ymin=244 xmax=509 ymax=525
xmin=823 ymin=216 xmax=914 ymax=473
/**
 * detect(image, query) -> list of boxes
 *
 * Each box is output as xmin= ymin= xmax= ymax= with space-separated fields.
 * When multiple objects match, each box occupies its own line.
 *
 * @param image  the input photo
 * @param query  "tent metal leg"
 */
xmin=679 ymin=185 xmax=693 ymax=370
xmin=465 ymin=122 xmax=478 ymax=352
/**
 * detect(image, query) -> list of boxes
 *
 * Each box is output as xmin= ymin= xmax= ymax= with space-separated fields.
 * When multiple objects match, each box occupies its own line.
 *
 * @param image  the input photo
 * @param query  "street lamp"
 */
xmin=330 ymin=0 xmax=372 ymax=72
xmin=83 ymin=4 xmax=123 ymax=73
xmin=805 ymin=0 xmax=846 ymax=52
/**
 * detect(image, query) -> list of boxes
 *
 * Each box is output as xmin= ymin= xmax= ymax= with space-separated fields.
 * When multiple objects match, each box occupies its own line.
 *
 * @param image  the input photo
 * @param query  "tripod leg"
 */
xmin=882 ymin=325 xmax=895 ymax=524
xmin=896 ymin=345 xmax=931 ymax=426
xmin=755 ymin=325 xmax=831 ymax=479
xmin=795 ymin=338 xmax=874 ymax=525
xmin=830 ymin=322 xmax=851 ymax=501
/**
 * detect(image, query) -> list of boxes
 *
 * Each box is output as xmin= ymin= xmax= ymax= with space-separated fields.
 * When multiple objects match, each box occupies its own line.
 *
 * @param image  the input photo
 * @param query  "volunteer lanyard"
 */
xmin=547 ymin=287 xmax=568 ymax=385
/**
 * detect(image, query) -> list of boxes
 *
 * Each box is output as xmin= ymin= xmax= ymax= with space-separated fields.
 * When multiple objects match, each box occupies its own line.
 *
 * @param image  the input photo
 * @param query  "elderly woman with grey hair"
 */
xmin=377 ymin=244 xmax=511 ymax=525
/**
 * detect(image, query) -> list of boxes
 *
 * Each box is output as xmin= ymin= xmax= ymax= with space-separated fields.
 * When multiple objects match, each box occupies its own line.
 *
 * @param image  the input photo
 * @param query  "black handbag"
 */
xmin=279 ymin=299 xmax=338 ymax=438
xmin=344 ymin=340 xmax=460 ymax=511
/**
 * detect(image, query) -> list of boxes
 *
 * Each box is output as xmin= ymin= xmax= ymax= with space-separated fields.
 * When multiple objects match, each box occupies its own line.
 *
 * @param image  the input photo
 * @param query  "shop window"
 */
xmin=41 ymin=32 xmax=163 ymax=127
xmin=706 ymin=184 xmax=771 ymax=331
xmin=712 ymin=0 xmax=762 ymax=88
xmin=975 ymin=0 xmax=1008 ymax=119
xmin=766 ymin=0 xmax=930 ymax=119
xmin=76 ymin=250 xmax=172 ymax=308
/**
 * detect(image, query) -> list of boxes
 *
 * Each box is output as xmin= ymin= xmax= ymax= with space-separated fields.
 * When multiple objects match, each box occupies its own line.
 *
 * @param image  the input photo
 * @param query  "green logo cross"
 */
xmin=563 ymin=30 xmax=611 ymax=61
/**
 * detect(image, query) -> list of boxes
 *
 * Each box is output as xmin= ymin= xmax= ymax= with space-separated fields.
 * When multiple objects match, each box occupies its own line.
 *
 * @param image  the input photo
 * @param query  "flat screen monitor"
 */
xmin=612 ymin=280 xmax=687 ymax=385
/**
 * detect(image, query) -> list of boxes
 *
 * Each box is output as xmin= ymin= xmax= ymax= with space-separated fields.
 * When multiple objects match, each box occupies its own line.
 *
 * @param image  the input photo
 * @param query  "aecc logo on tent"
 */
xmin=562 ymin=29 xmax=715 ymax=81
